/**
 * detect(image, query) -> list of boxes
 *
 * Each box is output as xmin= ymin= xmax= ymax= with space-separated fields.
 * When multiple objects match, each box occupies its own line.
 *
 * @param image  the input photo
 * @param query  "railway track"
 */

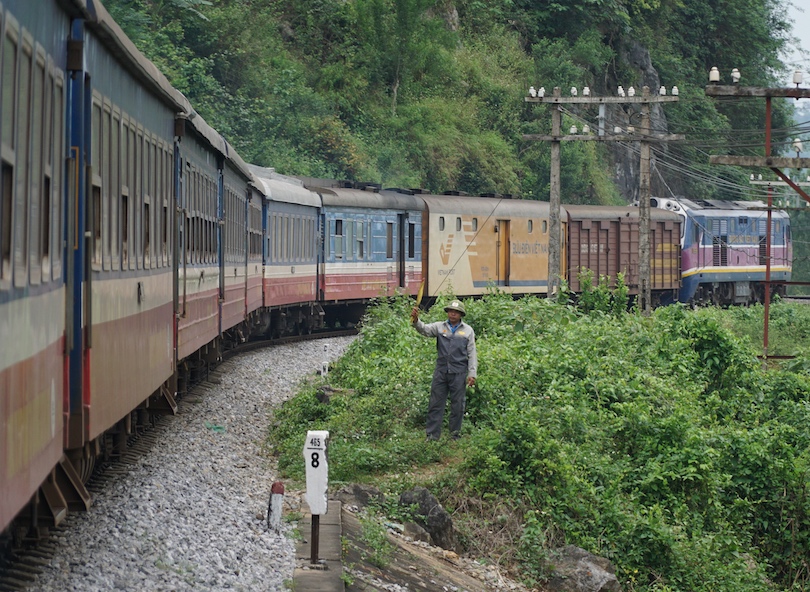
xmin=0 ymin=328 xmax=357 ymax=592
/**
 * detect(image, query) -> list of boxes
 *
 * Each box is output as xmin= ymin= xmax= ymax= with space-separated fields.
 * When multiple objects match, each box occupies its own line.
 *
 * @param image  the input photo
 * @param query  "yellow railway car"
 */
xmin=402 ymin=191 xmax=567 ymax=299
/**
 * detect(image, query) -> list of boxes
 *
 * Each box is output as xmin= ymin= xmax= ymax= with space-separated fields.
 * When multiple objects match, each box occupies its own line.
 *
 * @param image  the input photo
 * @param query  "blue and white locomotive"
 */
xmin=650 ymin=197 xmax=792 ymax=305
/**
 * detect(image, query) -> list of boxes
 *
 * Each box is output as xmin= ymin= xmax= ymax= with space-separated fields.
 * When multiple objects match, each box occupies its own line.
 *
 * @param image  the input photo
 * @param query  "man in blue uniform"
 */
xmin=411 ymin=300 xmax=477 ymax=441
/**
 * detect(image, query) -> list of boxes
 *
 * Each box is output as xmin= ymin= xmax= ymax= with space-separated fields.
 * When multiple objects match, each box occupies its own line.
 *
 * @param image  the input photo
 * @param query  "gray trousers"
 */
xmin=426 ymin=368 xmax=466 ymax=438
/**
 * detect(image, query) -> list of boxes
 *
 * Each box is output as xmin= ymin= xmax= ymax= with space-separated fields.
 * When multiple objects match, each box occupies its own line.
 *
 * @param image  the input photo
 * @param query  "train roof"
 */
xmin=248 ymin=165 xmax=321 ymax=207
xmin=76 ymin=0 xmax=189 ymax=113
xmin=651 ymin=197 xmax=788 ymax=218
xmin=416 ymin=193 xmax=555 ymax=217
xmin=565 ymin=204 xmax=682 ymax=222
xmin=312 ymin=186 xmax=426 ymax=211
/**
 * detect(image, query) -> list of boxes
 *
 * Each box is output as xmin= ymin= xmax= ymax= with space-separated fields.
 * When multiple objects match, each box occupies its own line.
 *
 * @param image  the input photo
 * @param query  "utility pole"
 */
xmin=705 ymin=78 xmax=810 ymax=359
xmin=525 ymin=86 xmax=681 ymax=313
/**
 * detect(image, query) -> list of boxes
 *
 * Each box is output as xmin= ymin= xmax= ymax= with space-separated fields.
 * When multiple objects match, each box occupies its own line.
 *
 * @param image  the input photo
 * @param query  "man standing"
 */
xmin=411 ymin=300 xmax=477 ymax=441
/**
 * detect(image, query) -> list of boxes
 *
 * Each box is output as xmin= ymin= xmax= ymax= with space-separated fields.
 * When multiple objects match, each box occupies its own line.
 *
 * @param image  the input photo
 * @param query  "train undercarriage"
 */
xmin=689 ymin=281 xmax=787 ymax=307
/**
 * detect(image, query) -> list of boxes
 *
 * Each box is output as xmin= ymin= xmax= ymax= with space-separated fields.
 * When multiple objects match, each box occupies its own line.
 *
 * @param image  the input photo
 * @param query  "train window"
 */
xmin=110 ymin=112 xmax=124 ymax=269
xmin=738 ymin=217 xmax=748 ymax=227
xmin=103 ymin=104 xmax=112 ymax=270
xmin=14 ymin=35 xmax=31 ymax=288
xmin=121 ymin=116 xmax=129 ymax=196
xmin=472 ymin=218 xmax=478 ymax=231
xmin=163 ymin=146 xmax=170 ymax=266
xmin=297 ymin=216 xmax=303 ymax=261
xmin=164 ymin=151 xmax=171 ymax=265
xmin=269 ymin=212 xmax=274 ymax=262
xmin=542 ymin=220 xmax=547 ymax=233
xmin=198 ymin=215 xmax=203 ymax=263
xmin=456 ymin=217 xmax=461 ymax=232
xmin=40 ymin=171 xmax=49 ymax=279
xmin=222 ymin=192 xmax=228 ymax=263
xmin=282 ymin=213 xmax=288 ymax=262
xmin=290 ymin=216 xmax=301 ymax=261
xmin=273 ymin=214 xmax=279 ymax=261
xmin=92 ymin=186 xmax=101 ymax=267
xmin=439 ymin=216 xmax=445 ymax=231
xmin=356 ymin=221 xmax=364 ymax=259
xmin=281 ymin=214 xmax=288 ymax=261
xmin=122 ymin=193 xmax=129 ymax=265
xmin=334 ymin=218 xmax=343 ymax=259
xmin=112 ymin=111 xmax=121 ymax=268
xmin=2 ymin=25 xmax=16 ymax=152
xmin=386 ymin=222 xmax=393 ymax=259
xmin=1 ymin=22 xmax=16 ymax=284
xmin=309 ymin=218 xmax=315 ymax=260
xmin=528 ymin=220 xmax=533 ymax=234
xmin=134 ymin=129 xmax=142 ymax=269
xmin=1 ymin=163 xmax=11 ymax=281
xmin=156 ymin=144 xmax=163 ymax=266
xmin=51 ymin=69 xmax=64 ymax=281
xmin=142 ymin=139 xmax=153 ymax=269
xmin=30 ymin=49 xmax=44 ymax=285
xmin=102 ymin=104 xmax=121 ymax=269
xmin=288 ymin=215 xmax=294 ymax=261
xmin=347 ymin=220 xmax=355 ymax=259
xmin=144 ymin=201 xmax=151 ymax=267
xmin=408 ymin=223 xmax=415 ymax=258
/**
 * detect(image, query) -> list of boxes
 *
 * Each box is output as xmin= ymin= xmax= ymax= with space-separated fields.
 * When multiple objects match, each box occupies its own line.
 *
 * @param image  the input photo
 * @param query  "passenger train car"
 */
xmin=0 ymin=0 xmax=73 ymax=535
xmin=0 ymin=0 xmax=791 ymax=542
xmin=314 ymin=182 xmax=424 ymax=307
xmin=649 ymin=197 xmax=791 ymax=304
xmin=248 ymin=165 xmax=322 ymax=337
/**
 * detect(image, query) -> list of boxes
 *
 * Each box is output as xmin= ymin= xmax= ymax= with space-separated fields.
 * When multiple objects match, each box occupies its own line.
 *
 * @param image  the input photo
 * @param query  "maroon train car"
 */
xmin=565 ymin=205 xmax=681 ymax=304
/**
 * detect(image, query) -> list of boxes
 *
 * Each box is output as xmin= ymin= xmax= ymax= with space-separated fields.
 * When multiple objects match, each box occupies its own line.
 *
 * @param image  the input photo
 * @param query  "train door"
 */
xmin=496 ymin=219 xmax=510 ymax=286
xmin=386 ymin=217 xmax=395 ymax=287
xmin=397 ymin=213 xmax=406 ymax=288
xmin=66 ymin=58 xmax=91 ymax=449
xmin=178 ymin=158 xmax=187 ymax=318
xmin=216 ymin=164 xmax=224 ymax=330
xmin=243 ymin=188 xmax=249 ymax=317
xmin=317 ymin=211 xmax=326 ymax=300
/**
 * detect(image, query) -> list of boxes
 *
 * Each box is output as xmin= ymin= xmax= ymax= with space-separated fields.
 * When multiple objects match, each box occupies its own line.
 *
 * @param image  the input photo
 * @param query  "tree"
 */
xmin=355 ymin=0 xmax=455 ymax=116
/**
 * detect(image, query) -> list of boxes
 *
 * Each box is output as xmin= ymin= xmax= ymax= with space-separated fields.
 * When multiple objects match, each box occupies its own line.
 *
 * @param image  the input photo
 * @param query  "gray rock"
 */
xmin=335 ymin=483 xmax=386 ymax=510
xmin=398 ymin=487 xmax=458 ymax=552
xmin=545 ymin=545 xmax=621 ymax=592
xmin=402 ymin=521 xmax=432 ymax=544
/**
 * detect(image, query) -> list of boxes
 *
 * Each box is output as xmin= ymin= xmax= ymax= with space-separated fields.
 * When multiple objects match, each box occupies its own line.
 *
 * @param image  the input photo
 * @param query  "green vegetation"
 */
xmin=269 ymin=293 xmax=810 ymax=591
xmin=104 ymin=0 xmax=796 ymax=203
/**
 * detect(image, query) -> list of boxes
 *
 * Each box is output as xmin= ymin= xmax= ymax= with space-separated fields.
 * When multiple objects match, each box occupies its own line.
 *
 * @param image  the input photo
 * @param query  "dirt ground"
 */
xmin=340 ymin=507 xmax=529 ymax=591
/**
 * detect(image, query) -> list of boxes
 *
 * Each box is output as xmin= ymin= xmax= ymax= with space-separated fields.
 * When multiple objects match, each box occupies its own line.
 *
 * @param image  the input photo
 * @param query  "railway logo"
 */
xmin=439 ymin=235 xmax=454 ymax=266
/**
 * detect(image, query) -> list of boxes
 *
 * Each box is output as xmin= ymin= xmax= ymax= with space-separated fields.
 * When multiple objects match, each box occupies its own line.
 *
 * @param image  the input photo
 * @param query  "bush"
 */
xmin=268 ymin=294 xmax=810 ymax=590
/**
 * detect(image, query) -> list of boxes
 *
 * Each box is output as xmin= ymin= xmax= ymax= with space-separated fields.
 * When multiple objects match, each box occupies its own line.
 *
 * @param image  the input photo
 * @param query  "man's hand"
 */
xmin=411 ymin=307 xmax=419 ymax=323
xmin=467 ymin=377 xmax=476 ymax=388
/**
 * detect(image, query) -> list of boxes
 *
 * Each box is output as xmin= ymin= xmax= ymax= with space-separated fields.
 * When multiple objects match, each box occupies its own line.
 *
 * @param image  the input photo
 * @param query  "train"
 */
xmin=648 ymin=197 xmax=791 ymax=304
xmin=0 ymin=0 xmax=792 ymax=541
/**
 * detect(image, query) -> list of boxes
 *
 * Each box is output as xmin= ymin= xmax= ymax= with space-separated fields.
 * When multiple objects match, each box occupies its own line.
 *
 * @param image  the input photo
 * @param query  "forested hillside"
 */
xmin=105 ymin=0 xmax=800 ymax=204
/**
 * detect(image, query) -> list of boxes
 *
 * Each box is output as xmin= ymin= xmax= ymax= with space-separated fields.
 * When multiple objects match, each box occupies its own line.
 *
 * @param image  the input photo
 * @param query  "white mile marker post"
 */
xmin=267 ymin=481 xmax=285 ymax=532
xmin=304 ymin=430 xmax=329 ymax=565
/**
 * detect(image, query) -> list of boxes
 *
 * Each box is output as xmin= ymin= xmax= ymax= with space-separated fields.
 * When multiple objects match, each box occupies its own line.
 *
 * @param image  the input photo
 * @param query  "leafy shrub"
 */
xmin=268 ymin=294 xmax=810 ymax=590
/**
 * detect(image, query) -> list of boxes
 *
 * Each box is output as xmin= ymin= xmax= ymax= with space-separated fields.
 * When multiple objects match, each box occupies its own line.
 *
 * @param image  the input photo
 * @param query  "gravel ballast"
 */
xmin=27 ymin=336 xmax=356 ymax=592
